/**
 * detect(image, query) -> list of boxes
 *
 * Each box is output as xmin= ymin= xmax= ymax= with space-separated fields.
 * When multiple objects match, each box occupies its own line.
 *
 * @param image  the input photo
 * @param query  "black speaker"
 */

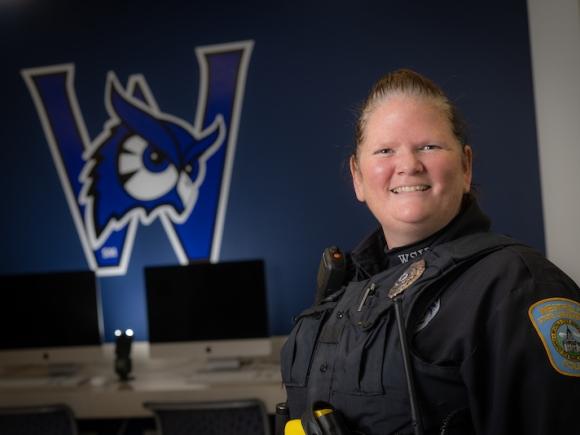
xmin=114 ymin=329 xmax=134 ymax=381
xmin=315 ymin=246 xmax=347 ymax=304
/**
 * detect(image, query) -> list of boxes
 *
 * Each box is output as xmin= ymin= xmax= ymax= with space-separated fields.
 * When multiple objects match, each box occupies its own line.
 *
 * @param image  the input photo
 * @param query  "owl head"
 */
xmin=79 ymin=72 xmax=226 ymax=247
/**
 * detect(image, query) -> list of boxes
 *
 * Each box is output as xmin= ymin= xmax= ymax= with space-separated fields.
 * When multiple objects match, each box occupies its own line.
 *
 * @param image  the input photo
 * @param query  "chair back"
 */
xmin=0 ymin=404 xmax=78 ymax=435
xmin=144 ymin=399 xmax=271 ymax=435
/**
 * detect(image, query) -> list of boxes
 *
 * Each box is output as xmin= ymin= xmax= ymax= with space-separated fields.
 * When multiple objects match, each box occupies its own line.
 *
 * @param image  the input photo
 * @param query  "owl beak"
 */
xmin=177 ymin=172 xmax=196 ymax=208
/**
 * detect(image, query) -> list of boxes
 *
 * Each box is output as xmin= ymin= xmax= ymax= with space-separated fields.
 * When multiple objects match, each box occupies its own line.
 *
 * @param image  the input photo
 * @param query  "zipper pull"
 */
xmin=357 ymin=282 xmax=376 ymax=312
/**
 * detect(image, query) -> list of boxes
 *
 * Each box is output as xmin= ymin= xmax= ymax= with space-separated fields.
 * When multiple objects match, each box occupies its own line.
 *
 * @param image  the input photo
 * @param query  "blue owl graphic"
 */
xmin=79 ymin=72 xmax=226 ymax=247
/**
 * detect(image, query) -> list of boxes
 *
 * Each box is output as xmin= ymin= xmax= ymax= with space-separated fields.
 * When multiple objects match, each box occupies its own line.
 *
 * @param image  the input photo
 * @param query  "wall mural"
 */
xmin=2 ymin=1 xmax=542 ymax=338
xmin=22 ymin=41 xmax=253 ymax=276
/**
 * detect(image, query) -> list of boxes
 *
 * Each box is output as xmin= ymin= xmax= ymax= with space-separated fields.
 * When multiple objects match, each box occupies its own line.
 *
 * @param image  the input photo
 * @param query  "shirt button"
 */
xmin=336 ymin=311 xmax=344 ymax=319
xmin=320 ymin=363 xmax=328 ymax=373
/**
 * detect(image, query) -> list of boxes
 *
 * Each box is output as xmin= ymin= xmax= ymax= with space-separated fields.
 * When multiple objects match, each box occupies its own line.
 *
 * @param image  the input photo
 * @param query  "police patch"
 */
xmin=529 ymin=298 xmax=580 ymax=377
xmin=415 ymin=298 xmax=440 ymax=332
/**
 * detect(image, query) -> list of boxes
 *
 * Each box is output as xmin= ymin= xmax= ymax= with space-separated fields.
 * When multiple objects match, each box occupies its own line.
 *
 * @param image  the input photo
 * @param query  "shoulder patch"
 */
xmin=529 ymin=298 xmax=580 ymax=377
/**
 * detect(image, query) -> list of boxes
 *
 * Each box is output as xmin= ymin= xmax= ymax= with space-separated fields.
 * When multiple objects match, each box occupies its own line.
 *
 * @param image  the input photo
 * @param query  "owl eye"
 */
xmin=118 ymin=135 xmax=178 ymax=200
xmin=143 ymin=147 xmax=170 ymax=173
xmin=184 ymin=161 xmax=200 ymax=180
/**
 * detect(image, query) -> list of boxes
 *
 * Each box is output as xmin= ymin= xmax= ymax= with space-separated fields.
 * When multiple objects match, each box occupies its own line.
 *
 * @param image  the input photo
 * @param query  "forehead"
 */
xmin=363 ymin=94 xmax=454 ymax=143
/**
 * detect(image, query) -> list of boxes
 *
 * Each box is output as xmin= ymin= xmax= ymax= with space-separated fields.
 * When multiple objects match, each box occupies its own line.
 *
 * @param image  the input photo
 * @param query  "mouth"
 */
xmin=390 ymin=184 xmax=431 ymax=194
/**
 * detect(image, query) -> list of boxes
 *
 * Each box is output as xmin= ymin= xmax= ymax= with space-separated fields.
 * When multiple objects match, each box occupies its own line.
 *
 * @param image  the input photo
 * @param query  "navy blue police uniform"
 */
xmin=281 ymin=197 xmax=580 ymax=434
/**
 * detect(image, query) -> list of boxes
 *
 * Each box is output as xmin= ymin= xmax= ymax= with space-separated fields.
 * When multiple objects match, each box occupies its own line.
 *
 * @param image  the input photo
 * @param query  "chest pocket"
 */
xmin=281 ymin=302 xmax=336 ymax=387
xmin=333 ymin=298 xmax=395 ymax=395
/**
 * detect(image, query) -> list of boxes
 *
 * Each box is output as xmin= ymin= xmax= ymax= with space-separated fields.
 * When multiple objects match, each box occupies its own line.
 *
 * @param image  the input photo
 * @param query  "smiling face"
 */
xmin=350 ymin=94 xmax=472 ymax=248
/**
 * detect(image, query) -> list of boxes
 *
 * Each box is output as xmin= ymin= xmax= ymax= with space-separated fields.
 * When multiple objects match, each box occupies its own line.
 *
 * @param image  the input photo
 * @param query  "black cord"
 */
xmin=394 ymin=297 xmax=424 ymax=435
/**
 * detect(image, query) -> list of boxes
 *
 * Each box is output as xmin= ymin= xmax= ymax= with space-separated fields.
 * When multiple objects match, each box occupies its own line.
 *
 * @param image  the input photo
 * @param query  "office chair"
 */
xmin=144 ymin=399 xmax=271 ymax=435
xmin=0 ymin=404 xmax=78 ymax=435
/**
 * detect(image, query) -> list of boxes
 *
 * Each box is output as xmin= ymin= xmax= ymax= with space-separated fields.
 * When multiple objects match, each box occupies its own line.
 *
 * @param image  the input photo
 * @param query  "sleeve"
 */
xmin=460 ymin=259 xmax=580 ymax=435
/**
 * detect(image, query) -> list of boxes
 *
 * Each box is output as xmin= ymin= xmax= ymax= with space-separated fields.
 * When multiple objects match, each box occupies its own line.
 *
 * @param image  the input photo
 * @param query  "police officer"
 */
xmin=280 ymin=69 xmax=580 ymax=434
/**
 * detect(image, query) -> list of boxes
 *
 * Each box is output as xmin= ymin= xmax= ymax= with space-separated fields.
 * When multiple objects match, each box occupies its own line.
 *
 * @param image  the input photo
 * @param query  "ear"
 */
xmin=462 ymin=145 xmax=473 ymax=193
xmin=350 ymin=156 xmax=366 ymax=202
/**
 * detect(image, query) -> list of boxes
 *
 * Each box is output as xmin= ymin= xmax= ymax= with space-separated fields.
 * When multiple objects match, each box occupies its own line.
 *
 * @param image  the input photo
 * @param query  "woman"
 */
xmin=281 ymin=69 xmax=580 ymax=435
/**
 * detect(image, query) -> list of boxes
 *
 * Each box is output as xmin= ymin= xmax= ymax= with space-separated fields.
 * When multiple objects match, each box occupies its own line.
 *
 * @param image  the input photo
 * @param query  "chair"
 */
xmin=0 ymin=404 xmax=78 ymax=435
xmin=144 ymin=399 xmax=271 ymax=435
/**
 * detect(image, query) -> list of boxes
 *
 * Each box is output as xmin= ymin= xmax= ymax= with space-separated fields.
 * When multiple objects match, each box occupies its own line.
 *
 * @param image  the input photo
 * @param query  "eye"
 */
xmin=117 ymin=134 xmax=178 ymax=200
xmin=373 ymin=147 xmax=394 ymax=155
xmin=143 ymin=147 xmax=170 ymax=173
xmin=419 ymin=144 xmax=441 ymax=151
xmin=184 ymin=160 xmax=200 ymax=180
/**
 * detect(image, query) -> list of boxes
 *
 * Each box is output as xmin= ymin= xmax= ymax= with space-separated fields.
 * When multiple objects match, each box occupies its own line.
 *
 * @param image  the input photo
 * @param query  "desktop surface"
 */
xmin=0 ymin=338 xmax=287 ymax=418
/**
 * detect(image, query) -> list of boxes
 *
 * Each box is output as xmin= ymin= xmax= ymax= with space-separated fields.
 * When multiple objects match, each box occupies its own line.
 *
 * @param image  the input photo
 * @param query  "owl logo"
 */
xmin=22 ymin=41 xmax=253 ymax=276
xmin=79 ymin=72 xmax=225 ymax=248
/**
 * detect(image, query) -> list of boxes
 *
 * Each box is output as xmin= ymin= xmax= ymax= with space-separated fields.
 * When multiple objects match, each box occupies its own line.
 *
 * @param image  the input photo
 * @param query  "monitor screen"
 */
xmin=145 ymin=260 xmax=270 ymax=361
xmin=0 ymin=270 xmax=103 ymax=365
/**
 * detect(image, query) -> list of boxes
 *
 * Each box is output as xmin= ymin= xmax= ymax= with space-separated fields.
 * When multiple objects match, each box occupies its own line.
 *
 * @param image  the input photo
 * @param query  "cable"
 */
xmin=394 ymin=297 xmax=424 ymax=435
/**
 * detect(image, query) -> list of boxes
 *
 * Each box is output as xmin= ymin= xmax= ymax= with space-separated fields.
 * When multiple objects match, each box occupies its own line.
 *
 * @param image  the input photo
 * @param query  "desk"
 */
xmin=0 ymin=339 xmax=287 ymax=419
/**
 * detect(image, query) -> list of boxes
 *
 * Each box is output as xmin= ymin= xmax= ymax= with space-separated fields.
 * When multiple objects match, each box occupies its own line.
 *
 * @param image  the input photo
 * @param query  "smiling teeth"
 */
xmin=391 ymin=185 xmax=429 ymax=193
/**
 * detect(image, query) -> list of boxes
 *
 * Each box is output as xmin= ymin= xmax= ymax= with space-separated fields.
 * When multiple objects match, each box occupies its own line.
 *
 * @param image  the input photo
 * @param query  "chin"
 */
xmin=392 ymin=208 xmax=431 ymax=224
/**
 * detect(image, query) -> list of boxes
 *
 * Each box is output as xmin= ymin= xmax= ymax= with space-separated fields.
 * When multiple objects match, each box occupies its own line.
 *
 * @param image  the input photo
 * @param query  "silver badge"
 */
xmin=388 ymin=259 xmax=426 ymax=299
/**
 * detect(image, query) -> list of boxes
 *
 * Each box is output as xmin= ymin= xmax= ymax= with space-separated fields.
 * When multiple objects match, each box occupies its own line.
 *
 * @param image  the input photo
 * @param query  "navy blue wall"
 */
xmin=0 ymin=0 xmax=543 ymax=341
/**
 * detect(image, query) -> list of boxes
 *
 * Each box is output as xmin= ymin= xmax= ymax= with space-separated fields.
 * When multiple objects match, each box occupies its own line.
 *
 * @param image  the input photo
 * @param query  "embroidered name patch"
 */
xmin=529 ymin=298 xmax=580 ymax=377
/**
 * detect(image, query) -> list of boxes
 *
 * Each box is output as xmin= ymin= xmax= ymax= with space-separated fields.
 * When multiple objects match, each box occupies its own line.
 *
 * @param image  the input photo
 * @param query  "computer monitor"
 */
xmin=0 ymin=270 xmax=104 ymax=367
xmin=144 ymin=260 xmax=270 ymax=365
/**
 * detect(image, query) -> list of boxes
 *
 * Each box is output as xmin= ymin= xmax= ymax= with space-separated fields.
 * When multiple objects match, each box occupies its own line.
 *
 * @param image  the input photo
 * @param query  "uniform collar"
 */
xmin=350 ymin=196 xmax=491 ymax=278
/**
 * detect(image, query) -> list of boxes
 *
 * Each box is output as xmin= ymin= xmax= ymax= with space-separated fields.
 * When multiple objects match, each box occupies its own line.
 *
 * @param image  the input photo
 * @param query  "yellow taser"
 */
xmin=285 ymin=409 xmax=335 ymax=434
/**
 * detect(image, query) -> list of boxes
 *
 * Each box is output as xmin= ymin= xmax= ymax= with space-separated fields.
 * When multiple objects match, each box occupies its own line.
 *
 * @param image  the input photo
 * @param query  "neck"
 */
xmin=385 ymin=197 xmax=471 ymax=249
xmin=384 ymin=229 xmax=434 ymax=250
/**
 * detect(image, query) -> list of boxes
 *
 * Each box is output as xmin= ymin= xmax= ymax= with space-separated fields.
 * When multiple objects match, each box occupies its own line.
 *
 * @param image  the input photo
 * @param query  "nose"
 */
xmin=396 ymin=149 xmax=424 ymax=175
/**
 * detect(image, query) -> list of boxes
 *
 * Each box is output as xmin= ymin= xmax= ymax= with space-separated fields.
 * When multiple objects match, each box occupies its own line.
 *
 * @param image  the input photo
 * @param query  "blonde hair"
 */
xmin=353 ymin=69 xmax=469 ymax=157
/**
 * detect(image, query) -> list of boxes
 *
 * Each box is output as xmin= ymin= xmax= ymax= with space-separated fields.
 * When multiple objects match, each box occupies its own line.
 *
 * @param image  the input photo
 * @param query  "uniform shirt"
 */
xmin=281 ymin=198 xmax=580 ymax=435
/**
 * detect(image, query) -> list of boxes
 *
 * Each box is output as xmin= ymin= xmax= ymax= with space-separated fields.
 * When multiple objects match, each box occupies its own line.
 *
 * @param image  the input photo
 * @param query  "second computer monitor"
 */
xmin=144 ymin=259 xmax=270 ymax=361
xmin=0 ymin=270 xmax=103 ymax=366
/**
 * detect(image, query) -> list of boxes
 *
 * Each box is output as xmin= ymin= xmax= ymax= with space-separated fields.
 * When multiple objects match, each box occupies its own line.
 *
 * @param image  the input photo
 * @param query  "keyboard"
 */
xmin=0 ymin=375 xmax=86 ymax=390
xmin=188 ymin=366 xmax=281 ymax=385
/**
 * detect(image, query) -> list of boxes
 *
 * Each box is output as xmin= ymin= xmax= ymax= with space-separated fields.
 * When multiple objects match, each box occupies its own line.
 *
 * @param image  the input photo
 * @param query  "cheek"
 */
xmin=437 ymin=161 xmax=469 ymax=193
xmin=430 ymin=159 xmax=466 ymax=190
xmin=361 ymin=160 xmax=392 ymax=186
